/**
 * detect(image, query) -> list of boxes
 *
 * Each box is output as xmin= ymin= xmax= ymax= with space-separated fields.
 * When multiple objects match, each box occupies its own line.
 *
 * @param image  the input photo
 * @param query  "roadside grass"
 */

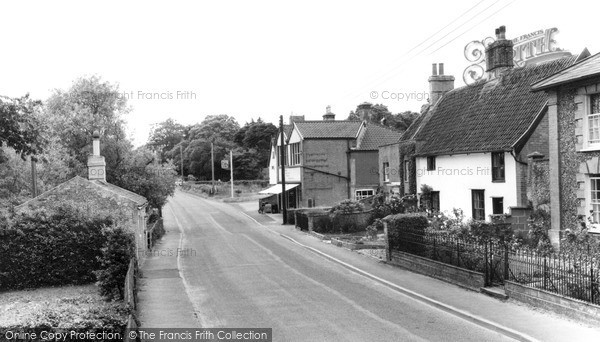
xmin=0 ymin=284 xmax=128 ymax=329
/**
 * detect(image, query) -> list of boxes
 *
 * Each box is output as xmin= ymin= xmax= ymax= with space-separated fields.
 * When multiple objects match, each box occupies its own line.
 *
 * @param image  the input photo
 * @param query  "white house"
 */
xmin=412 ymin=26 xmax=577 ymax=221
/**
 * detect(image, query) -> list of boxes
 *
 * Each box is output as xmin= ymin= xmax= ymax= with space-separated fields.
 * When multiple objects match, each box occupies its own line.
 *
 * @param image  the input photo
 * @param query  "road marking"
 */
xmin=239 ymin=211 xmax=535 ymax=342
xmin=207 ymin=214 xmax=233 ymax=236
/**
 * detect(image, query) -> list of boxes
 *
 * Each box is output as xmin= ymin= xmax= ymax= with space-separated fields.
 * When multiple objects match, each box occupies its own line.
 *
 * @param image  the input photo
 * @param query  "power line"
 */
xmin=339 ymin=0 xmax=503 ymax=102
xmin=428 ymin=0 xmax=516 ymax=55
xmin=341 ymin=0 xmax=514 ymax=102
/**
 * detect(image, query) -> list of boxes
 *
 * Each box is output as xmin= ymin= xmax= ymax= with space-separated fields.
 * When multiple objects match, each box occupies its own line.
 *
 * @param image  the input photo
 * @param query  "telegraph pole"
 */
xmin=31 ymin=158 xmax=38 ymax=198
xmin=180 ymin=144 xmax=184 ymax=181
xmin=279 ymin=115 xmax=288 ymax=224
xmin=211 ymin=142 xmax=215 ymax=193
xmin=230 ymin=150 xmax=234 ymax=198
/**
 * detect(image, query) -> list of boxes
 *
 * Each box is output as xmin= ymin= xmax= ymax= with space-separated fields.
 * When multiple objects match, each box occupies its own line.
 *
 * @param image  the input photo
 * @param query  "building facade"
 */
xmin=532 ymin=52 xmax=600 ymax=246
xmin=410 ymin=26 xmax=576 ymax=220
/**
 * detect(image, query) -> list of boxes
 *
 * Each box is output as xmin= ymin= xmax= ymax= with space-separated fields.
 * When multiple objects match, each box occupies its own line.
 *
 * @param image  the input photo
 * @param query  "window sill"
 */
xmin=579 ymin=146 xmax=600 ymax=152
xmin=492 ymin=180 xmax=506 ymax=183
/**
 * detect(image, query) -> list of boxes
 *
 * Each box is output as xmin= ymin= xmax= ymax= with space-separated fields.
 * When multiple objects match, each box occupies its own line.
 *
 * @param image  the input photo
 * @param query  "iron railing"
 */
xmin=390 ymin=228 xmax=600 ymax=305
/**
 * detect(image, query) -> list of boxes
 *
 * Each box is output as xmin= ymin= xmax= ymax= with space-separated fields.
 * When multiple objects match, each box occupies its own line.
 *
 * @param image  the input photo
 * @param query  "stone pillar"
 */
xmin=546 ymin=91 xmax=561 ymax=249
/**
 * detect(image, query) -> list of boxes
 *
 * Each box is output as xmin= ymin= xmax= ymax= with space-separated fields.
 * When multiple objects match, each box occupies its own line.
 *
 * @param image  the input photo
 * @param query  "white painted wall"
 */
xmin=416 ymin=152 xmax=517 ymax=220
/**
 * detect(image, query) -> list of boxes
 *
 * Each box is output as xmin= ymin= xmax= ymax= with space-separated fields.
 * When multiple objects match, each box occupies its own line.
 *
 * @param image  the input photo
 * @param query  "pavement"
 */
xmin=137 ymin=192 xmax=600 ymax=341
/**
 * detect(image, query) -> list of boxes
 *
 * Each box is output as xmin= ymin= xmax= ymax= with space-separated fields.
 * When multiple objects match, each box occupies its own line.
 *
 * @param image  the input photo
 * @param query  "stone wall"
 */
xmin=387 ymin=251 xmax=485 ymax=292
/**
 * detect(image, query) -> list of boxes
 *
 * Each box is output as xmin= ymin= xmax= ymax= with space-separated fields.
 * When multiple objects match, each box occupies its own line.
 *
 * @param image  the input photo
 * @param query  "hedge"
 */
xmin=0 ymin=203 xmax=136 ymax=299
xmin=386 ymin=213 xmax=428 ymax=255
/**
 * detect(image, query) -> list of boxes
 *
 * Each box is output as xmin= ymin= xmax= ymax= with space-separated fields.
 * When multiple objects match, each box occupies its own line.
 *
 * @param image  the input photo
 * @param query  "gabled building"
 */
xmin=379 ymin=62 xmax=454 ymax=199
xmin=531 ymin=51 xmax=600 ymax=246
xmin=264 ymin=107 xmax=401 ymax=209
xmin=410 ymin=26 xmax=577 ymax=220
xmin=17 ymin=132 xmax=149 ymax=261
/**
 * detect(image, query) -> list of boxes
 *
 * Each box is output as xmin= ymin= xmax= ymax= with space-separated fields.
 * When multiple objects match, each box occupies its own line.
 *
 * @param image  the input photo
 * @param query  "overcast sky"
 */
xmin=2 ymin=0 xmax=598 ymax=146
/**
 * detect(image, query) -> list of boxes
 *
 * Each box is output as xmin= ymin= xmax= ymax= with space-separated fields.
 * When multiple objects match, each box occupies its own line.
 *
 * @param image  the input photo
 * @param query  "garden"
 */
xmin=0 ymin=202 xmax=140 ymax=334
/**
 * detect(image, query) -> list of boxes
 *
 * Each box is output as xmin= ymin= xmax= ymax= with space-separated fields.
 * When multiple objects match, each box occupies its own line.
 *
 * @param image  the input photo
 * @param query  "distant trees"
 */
xmin=158 ymin=116 xmax=277 ymax=181
xmin=348 ymin=102 xmax=419 ymax=132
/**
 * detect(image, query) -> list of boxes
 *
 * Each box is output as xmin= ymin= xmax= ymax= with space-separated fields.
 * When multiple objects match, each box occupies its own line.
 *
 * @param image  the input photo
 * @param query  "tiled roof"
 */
xmin=91 ymin=180 xmax=147 ymax=206
xmin=415 ymin=57 xmax=577 ymax=155
xmin=399 ymin=112 xmax=427 ymax=142
xmin=294 ymin=120 xmax=363 ymax=139
xmin=356 ymin=124 xmax=403 ymax=150
xmin=532 ymin=52 xmax=600 ymax=91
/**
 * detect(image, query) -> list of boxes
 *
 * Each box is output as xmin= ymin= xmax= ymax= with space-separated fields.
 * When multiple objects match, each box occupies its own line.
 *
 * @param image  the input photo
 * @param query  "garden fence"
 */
xmin=390 ymin=228 xmax=600 ymax=305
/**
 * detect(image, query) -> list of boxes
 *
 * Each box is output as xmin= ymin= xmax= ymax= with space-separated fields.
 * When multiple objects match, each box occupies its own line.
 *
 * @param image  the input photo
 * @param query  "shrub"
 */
xmin=366 ymin=219 xmax=383 ymax=240
xmin=150 ymin=218 xmax=165 ymax=246
xmin=469 ymin=220 xmax=514 ymax=244
xmin=386 ymin=213 xmax=428 ymax=255
xmin=95 ymin=225 xmax=136 ymax=301
xmin=0 ymin=204 xmax=113 ymax=291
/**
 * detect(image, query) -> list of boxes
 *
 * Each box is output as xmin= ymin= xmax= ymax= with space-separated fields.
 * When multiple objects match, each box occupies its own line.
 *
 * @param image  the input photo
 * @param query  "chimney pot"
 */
xmin=438 ymin=63 xmax=444 ymax=75
xmin=495 ymin=28 xmax=500 ymax=39
xmin=432 ymin=63 xmax=438 ymax=76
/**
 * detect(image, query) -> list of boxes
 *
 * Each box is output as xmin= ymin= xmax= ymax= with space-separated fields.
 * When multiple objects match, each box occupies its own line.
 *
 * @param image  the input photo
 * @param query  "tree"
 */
xmin=147 ymin=118 xmax=185 ymax=162
xmin=111 ymin=147 xmax=177 ymax=215
xmin=347 ymin=102 xmax=419 ymax=132
xmin=188 ymin=115 xmax=240 ymax=142
xmin=44 ymin=76 xmax=131 ymax=178
xmin=0 ymin=95 xmax=45 ymax=160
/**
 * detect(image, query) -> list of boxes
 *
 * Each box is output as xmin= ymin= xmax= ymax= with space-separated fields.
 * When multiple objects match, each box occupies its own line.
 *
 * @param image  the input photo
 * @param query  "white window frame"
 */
xmin=588 ymin=175 xmax=600 ymax=232
xmin=355 ymin=189 xmax=374 ymax=200
xmin=584 ymin=93 xmax=600 ymax=150
xmin=288 ymin=143 xmax=300 ymax=166
xmin=383 ymin=162 xmax=390 ymax=182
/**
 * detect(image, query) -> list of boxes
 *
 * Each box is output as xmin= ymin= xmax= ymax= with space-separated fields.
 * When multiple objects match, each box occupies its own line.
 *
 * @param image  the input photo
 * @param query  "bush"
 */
xmin=0 ymin=204 xmax=112 ymax=291
xmin=386 ymin=213 xmax=428 ymax=255
xmin=95 ymin=225 xmax=136 ymax=301
xmin=150 ymin=219 xmax=165 ymax=246
xmin=366 ymin=218 xmax=383 ymax=240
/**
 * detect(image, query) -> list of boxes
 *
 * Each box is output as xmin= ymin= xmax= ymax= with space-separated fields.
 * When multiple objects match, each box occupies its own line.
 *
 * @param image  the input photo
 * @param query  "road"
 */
xmin=165 ymin=191 xmax=514 ymax=342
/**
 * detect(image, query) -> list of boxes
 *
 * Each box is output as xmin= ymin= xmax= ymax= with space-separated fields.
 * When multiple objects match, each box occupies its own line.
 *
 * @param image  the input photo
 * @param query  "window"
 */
xmin=589 ymin=94 xmax=600 ymax=145
xmin=427 ymin=156 xmax=436 ymax=171
xmin=492 ymin=197 xmax=504 ymax=215
xmin=355 ymin=189 xmax=374 ymax=200
xmin=431 ymin=191 xmax=440 ymax=212
xmin=277 ymin=146 xmax=288 ymax=166
xmin=404 ymin=160 xmax=410 ymax=182
xmin=591 ymin=176 xmax=600 ymax=224
xmin=290 ymin=143 xmax=301 ymax=165
xmin=491 ymin=152 xmax=505 ymax=182
xmin=383 ymin=162 xmax=390 ymax=182
xmin=472 ymin=190 xmax=485 ymax=220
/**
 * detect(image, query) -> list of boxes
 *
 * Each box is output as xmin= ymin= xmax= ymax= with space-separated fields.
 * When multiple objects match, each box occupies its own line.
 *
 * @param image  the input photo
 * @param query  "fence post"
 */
xmin=591 ymin=265 xmax=595 ymax=304
xmin=484 ymin=242 xmax=489 ymax=286
xmin=504 ymin=244 xmax=509 ymax=281
xmin=543 ymin=257 xmax=548 ymax=289
xmin=456 ymin=240 xmax=460 ymax=268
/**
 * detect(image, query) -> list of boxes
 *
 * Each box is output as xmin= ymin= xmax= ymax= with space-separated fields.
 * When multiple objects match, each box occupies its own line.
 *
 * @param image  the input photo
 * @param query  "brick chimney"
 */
xmin=486 ymin=26 xmax=514 ymax=79
xmin=323 ymin=105 xmax=335 ymax=121
xmin=428 ymin=63 xmax=455 ymax=106
xmin=357 ymin=102 xmax=371 ymax=122
xmin=87 ymin=130 xmax=106 ymax=182
xmin=289 ymin=115 xmax=305 ymax=124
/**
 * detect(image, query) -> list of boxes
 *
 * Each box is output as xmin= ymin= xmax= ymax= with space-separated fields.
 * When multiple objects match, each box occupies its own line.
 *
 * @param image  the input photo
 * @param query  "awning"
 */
xmin=259 ymin=184 xmax=300 ymax=194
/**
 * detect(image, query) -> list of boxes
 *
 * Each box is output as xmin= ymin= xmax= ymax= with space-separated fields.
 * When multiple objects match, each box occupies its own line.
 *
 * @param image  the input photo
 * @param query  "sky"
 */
xmin=2 ymin=0 xmax=599 ymax=146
